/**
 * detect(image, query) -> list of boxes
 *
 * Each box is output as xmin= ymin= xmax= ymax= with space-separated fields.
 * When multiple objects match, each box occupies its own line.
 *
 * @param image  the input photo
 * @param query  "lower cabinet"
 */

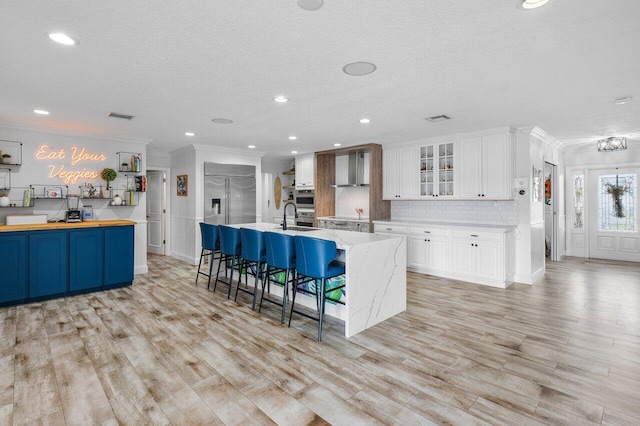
xmin=375 ymin=222 xmax=514 ymax=288
xmin=29 ymin=231 xmax=69 ymax=299
xmin=451 ymin=236 xmax=502 ymax=281
xmin=70 ymin=229 xmax=104 ymax=292
xmin=104 ymin=226 xmax=134 ymax=288
xmin=0 ymin=225 xmax=134 ymax=307
xmin=408 ymin=228 xmax=450 ymax=274
xmin=0 ymin=233 xmax=28 ymax=305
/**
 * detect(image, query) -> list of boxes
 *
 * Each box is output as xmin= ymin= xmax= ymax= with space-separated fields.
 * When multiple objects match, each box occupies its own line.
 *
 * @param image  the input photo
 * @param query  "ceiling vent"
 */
xmin=425 ymin=115 xmax=451 ymax=122
xmin=106 ymin=112 xmax=134 ymax=120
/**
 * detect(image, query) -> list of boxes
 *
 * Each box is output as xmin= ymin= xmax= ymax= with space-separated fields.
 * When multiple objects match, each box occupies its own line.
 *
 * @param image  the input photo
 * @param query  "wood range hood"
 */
xmin=313 ymin=143 xmax=390 ymax=232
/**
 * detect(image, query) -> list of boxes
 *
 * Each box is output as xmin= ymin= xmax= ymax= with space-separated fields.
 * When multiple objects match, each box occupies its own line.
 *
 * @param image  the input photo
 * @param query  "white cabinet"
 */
xmin=451 ymin=231 xmax=504 ymax=282
xmin=458 ymin=132 xmax=513 ymax=200
xmin=419 ymin=142 xmax=455 ymax=198
xmin=374 ymin=221 xmax=515 ymax=288
xmin=383 ymin=146 xmax=417 ymax=199
xmin=295 ymin=153 xmax=314 ymax=190
xmin=408 ymin=227 xmax=450 ymax=273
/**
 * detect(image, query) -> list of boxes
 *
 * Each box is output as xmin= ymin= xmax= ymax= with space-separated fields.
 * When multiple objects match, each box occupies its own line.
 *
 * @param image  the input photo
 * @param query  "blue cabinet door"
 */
xmin=104 ymin=226 xmax=134 ymax=287
xmin=0 ymin=233 xmax=28 ymax=305
xmin=69 ymin=229 xmax=104 ymax=292
xmin=28 ymin=231 xmax=69 ymax=299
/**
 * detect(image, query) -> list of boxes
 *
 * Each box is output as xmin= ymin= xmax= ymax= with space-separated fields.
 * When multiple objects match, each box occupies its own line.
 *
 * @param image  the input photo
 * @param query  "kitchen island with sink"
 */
xmin=231 ymin=223 xmax=406 ymax=338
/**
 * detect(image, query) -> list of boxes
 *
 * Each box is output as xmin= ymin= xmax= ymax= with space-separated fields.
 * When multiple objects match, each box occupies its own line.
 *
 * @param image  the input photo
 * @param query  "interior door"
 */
xmin=588 ymin=168 xmax=639 ymax=261
xmin=146 ymin=170 xmax=166 ymax=255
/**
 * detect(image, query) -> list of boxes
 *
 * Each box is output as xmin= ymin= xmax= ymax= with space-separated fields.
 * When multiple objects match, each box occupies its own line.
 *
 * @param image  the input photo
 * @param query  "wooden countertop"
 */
xmin=0 ymin=220 xmax=137 ymax=233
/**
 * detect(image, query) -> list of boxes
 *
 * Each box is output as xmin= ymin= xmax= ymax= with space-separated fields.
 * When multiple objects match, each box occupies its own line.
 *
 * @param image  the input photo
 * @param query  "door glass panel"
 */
xmin=597 ymin=173 xmax=636 ymax=231
xmin=573 ymin=173 xmax=584 ymax=229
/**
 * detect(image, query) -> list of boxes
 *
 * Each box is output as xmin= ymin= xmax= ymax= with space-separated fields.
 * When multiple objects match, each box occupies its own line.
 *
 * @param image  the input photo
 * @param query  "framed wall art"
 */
xmin=177 ymin=174 xmax=188 ymax=196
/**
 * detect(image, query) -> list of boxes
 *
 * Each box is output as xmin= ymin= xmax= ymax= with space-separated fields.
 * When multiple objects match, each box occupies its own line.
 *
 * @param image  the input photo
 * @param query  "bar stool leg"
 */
xmin=213 ymin=253 xmax=225 ymax=292
xmin=318 ymin=278 xmax=326 ymax=341
xmin=196 ymin=248 xmax=205 ymax=286
xmin=207 ymin=251 xmax=216 ymax=289
xmin=288 ymin=274 xmax=299 ymax=328
xmin=227 ymin=255 xmax=236 ymax=299
xmin=259 ymin=265 xmax=269 ymax=313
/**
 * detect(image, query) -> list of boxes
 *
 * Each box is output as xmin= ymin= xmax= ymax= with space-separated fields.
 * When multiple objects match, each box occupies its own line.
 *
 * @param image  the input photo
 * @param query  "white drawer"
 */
xmin=452 ymin=230 xmax=503 ymax=242
xmin=410 ymin=227 xmax=449 ymax=238
xmin=374 ymin=224 xmax=407 ymax=234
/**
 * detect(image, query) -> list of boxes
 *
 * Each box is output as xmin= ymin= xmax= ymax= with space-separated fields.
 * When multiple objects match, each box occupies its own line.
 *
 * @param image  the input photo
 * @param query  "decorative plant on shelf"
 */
xmin=355 ymin=207 xmax=364 ymax=220
xmin=2 ymin=153 xmax=11 ymax=164
xmin=605 ymin=177 xmax=629 ymax=218
xmin=101 ymin=168 xmax=117 ymax=197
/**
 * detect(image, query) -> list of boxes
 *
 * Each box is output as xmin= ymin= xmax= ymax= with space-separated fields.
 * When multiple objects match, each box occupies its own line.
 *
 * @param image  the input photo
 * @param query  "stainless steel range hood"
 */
xmin=331 ymin=151 xmax=369 ymax=187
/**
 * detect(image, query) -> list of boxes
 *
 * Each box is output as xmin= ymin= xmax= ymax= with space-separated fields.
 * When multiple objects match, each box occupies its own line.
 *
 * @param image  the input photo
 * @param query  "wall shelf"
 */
xmin=0 ymin=140 xmax=22 ymax=166
xmin=29 ymin=184 xmax=69 ymax=200
xmin=117 ymin=152 xmax=142 ymax=174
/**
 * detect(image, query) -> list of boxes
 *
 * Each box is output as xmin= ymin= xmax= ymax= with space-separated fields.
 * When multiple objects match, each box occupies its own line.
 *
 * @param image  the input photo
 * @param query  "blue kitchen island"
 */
xmin=0 ymin=220 xmax=136 ymax=307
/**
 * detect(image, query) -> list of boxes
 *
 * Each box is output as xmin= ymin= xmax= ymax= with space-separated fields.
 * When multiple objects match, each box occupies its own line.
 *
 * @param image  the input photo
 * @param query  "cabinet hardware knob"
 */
xmin=471 ymin=243 xmax=474 ymax=246
xmin=470 ymin=234 xmax=478 ymax=237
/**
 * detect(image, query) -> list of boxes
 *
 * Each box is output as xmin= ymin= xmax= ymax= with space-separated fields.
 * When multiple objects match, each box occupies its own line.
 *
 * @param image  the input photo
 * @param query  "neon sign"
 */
xmin=36 ymin=144 xmax=106 ymax=184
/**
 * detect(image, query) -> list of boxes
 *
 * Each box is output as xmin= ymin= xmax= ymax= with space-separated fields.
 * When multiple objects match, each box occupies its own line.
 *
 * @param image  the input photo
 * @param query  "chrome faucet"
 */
xmin=282 ymin=202 xmax=298 ymax=230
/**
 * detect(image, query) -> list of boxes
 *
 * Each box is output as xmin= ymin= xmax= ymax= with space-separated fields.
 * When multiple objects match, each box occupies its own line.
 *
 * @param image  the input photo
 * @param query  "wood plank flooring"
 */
xmin=1 ymin=255 xmax=640 ymax=425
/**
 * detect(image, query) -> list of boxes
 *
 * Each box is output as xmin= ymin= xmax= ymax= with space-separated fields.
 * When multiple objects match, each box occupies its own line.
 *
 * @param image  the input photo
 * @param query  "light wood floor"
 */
xmin=1 ymin=255 xmax=640 ymax=425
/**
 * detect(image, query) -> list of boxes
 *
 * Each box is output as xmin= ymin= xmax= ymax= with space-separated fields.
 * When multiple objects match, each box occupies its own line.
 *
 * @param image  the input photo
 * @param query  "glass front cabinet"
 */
xmin=419 ymin=141 xmax=455 ymax=198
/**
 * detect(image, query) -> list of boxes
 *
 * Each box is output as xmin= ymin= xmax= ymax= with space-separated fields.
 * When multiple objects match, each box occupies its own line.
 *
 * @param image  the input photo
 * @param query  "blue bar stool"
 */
xmin=260 ymin=232 xmax=297 ymax=324
xmin=196 ymin=223 xmax=220 ymax=289
xmin=214 ymin=225 xmax=242 ymax=299
xmin=290 ymin=235 xmax=345 ymax=341
xmin=238 ymin=228 xmax=266 ymax=309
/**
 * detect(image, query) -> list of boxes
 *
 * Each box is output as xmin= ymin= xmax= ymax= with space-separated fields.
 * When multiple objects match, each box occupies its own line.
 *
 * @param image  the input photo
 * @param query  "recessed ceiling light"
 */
xmin=425 ymin=115 xmax=451 ymax=122
xmin=343 ymin=62 xmax=377 ymax=76
xmin=334 ymin=143 xmax=342 ymax=147
xmin=288 ymin=136 xmax=297 ymax=140
xmin=615 ymin=97 xmax=633 ymax=105
xmin=248 ymin=145 xmax=256 ymax=149
xmin=48 ymin=33 xmax=77 ymax=45
xmin=185 ymin=132 xmax=195 ymax=136
xmin=521 ymin=0 xmax=552 ymax=9
xmin=359 ymin=118 xmax=371 ymax=124
xmin=211 ymin=118 xmax=233 ymax=124
xmin=291 ymin=150 xmax=298 ymax=154
xmin=33 ymin=109 xmax=50 ymax=115
xmin=274 ymin=96 xmax=289 ymax=103
xmin=297 ymin=0 xmax=323 ymax=11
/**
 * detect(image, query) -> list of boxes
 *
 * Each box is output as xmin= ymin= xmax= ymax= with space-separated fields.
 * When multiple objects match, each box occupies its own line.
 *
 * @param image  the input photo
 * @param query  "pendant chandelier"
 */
xmin=597 ymin=137 xmax=627 ymax=152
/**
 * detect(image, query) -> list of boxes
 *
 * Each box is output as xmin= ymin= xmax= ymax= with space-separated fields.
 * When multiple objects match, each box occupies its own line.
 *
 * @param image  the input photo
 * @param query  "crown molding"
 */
xmin=169 ymin=143 xmax=265 ymax=157
xmin=0 ymin=122 xmax=151 ymax=144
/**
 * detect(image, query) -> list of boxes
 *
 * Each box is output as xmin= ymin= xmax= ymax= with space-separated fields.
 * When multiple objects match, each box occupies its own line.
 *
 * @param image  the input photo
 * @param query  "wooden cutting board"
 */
xmin=274 ymin=176 xmax=282 ymax=210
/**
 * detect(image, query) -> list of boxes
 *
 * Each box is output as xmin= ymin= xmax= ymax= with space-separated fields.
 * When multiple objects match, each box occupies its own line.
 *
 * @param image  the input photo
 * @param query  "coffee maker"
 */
xmin=66 ymin=196 xmax=82 ymax=222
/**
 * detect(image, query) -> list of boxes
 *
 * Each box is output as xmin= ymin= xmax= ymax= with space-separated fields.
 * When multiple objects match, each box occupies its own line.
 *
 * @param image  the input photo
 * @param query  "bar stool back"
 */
xmin=238 ymin=228 xmax=266 ymax=309
xmin=290 ymin=235 xmax=345 ymax=341
xmin=214 ymin=225 xmax=242 ymax=298
xmin=196 ymin=222 xmax=220 ymax=289
xmin=261 ymin=232 xmax=296 ymax=324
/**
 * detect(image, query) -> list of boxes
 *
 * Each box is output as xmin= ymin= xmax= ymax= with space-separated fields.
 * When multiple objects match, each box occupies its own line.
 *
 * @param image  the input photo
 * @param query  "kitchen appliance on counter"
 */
xmin=204 ymin=162 xmax=256 ymax=225
xmin=65 ymin=196 xmax=82 ymax=223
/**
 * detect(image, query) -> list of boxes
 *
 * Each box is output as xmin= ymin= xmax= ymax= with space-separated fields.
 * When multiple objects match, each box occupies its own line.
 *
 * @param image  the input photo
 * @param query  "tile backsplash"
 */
xmin=391 ymin=200 xmax=518 ymax=225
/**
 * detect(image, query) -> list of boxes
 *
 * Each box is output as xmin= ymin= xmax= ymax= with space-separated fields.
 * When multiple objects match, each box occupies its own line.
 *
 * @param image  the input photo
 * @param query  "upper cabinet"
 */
xmin=419 ymin=141 xmax=455 ymax=198
xmin=383 ymin=128 xmax=514 ymax=201
xmin=295 ymin=153 xmax=314 ymax=190
xmin=458 ymin=132 xmax=513 ymax=200
xmin=383 ymin=146 xmax=417 ymax=199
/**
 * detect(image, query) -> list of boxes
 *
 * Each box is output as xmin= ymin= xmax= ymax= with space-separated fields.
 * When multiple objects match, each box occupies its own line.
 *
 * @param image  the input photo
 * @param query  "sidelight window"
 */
xmin=572 ymin=173 xmax=584 ymax=229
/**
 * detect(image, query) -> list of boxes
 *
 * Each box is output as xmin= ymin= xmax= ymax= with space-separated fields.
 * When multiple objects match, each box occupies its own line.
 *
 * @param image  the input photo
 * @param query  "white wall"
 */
xmin=513 ymin=127 xmax=563 ymax=284
xmin=0 ymin=124 xmax=149 ymax=274
xmin=169 ymin=144 xmax=263 ymax=265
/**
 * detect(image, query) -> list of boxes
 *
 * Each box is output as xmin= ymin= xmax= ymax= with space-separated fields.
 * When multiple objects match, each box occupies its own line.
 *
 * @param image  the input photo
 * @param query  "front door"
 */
xmin=588 ymin=168 xmax=639 ymax=261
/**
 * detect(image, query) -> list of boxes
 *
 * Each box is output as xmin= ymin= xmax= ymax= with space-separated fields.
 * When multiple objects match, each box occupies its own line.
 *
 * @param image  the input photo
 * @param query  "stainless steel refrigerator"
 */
xmin=204 ymin=162 xmax=256 ymax=225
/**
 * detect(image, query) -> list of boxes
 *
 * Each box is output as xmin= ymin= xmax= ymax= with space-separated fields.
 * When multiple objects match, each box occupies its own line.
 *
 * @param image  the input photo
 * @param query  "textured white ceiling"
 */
xmin=1 ymin=0 xmax=638 ymax=158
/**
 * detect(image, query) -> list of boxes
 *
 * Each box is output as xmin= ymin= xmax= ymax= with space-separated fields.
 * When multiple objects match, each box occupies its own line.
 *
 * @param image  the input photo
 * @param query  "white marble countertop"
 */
xmin=373 ymin=219 xmax=516 ymax=232
xmin=232 ymin=222 xmax=401 ymax=250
